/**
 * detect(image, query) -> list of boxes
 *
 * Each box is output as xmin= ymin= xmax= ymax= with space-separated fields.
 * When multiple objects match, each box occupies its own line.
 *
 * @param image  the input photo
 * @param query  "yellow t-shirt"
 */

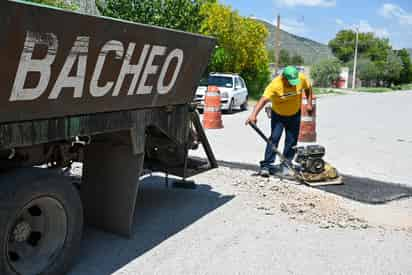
xmin=263 ymin=73 xmax=311 ymax=116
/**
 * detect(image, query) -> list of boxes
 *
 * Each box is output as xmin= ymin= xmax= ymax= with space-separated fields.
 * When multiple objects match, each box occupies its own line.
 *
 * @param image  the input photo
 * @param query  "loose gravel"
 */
xmin=196 ymin=166 xmax=412 ymax=232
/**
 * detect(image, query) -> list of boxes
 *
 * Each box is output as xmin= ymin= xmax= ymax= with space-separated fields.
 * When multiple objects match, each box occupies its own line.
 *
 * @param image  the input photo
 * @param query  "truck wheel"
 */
xmin=0 ymin=170 xmax=83 ymax=275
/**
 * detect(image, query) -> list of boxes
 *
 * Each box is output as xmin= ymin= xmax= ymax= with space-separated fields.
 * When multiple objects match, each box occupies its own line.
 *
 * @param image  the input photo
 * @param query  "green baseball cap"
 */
xmin=283 ymin=66 xmax=300 ymax=86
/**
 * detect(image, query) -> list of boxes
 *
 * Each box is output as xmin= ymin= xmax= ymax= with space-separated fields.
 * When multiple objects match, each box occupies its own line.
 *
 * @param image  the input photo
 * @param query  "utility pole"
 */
xmin=274 ymin=14 xmax=281 ymax=75
xmin=352 ymin=27 xmax=359 ymax=89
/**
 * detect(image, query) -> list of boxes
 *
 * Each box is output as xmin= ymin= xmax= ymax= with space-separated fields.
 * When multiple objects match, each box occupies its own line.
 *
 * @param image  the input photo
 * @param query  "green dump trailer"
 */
xmin=0 ymin=1 xmax=217 ymax=274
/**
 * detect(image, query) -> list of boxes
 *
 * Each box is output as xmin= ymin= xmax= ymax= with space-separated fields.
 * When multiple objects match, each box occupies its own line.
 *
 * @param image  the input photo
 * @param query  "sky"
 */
xmin=219 ymin=0 xmax=412 ymax=49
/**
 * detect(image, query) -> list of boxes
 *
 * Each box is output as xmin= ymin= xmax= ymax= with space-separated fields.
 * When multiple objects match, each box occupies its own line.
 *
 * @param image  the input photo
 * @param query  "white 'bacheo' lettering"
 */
xmin=10 ymin=31 xmax=58 ymax=101
xmin=157 ymin=49 xmax=184 ymax=94
xmin=112 ymin=43 xmax=150 ymax=96
xmin=49 ymin=36 xmax=90 ymax=99
xmin=9 ymin=31 xmax=186 ymax=102
xmin=90 ymin=40 xmax=124 ymax=97
xmin=137 ymin=45 xmax=166 ymax=95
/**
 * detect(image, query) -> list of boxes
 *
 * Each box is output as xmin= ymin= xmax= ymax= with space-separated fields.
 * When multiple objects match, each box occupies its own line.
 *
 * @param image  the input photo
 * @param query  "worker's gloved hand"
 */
xmin=245 ymin=115 xmax=257 ymax=126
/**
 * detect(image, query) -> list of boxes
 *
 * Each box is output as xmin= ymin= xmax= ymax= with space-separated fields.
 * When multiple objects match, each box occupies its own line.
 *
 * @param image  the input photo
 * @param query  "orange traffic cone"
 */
xmin=299 ymin=93 xmax=317 ymax=142
xmin=202 ymin=85 xmax=223 ymax=129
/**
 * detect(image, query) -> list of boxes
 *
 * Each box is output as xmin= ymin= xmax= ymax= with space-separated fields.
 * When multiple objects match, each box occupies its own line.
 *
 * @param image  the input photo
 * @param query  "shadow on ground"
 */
xmin=217 ymin=160 xmax=412 ymax=205
xmin=70 ymin=175 xmax=234 ymax=275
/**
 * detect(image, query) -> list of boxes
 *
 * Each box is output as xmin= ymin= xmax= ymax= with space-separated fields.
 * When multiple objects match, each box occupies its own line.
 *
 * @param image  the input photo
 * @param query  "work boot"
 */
xmin=277 ymin=164 xmax=296 ymax=180
xmin=259 ymin=167 xmax=270 ymax=178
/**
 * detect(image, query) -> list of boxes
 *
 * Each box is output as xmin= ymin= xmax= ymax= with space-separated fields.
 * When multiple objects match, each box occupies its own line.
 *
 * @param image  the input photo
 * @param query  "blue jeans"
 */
xmin=260 ymin=110 xmax=301 ymax=169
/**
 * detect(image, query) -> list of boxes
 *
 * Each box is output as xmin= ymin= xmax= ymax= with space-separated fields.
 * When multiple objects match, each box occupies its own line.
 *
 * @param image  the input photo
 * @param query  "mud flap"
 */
xmin=81 ymin=139 xmax=143 ymax=237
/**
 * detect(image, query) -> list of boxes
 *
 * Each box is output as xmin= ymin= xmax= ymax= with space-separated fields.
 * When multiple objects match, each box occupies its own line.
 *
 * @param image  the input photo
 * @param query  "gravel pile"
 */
xmin=202 ymin=167 xmax=371 ymax=230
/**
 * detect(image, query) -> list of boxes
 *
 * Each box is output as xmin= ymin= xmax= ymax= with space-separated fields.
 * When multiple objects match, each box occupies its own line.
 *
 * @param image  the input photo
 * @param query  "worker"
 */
xmin=245 ymin=66 xmax=313 ymax=177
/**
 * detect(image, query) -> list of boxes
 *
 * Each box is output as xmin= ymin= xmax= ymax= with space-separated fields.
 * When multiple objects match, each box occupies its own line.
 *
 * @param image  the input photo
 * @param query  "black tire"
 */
xmin=240 ymin=96 xmax=249 ymax=111
xmin=0 ymin=168 xmax=83 ymax=275
xmin=227 ymin=99 xmax=235 ymax=114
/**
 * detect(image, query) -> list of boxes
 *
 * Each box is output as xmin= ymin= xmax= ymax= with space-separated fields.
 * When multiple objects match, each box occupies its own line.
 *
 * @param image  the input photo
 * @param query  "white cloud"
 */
xmin=275 ymin=0 xmax=336 ymax=8
xmin=335 ymin=19 xmax=344 ymax=26
xmin=357 ymin=20 xmax=389 ymax=38
xmin=379 ymin=3 xmax=412 ymax=25
xmin=335 ymin=19 xmax=389 ymax=38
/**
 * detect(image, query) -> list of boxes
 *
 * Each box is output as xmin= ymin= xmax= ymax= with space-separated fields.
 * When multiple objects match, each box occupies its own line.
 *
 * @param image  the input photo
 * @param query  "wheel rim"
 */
xmin=6 ymin=197 xmax=68 ymax=275
xmin=243 ymin=99 xmax=248 ymax=110
xmin=229 ymin=99 xmax=234 ymax=112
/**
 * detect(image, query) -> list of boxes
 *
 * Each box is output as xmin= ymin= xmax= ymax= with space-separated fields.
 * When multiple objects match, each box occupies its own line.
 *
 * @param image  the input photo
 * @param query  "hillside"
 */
xmin=255 ymin=19 xmax=334 ymax=65
xmin=408 ymin=49 xmax=412 ymax=58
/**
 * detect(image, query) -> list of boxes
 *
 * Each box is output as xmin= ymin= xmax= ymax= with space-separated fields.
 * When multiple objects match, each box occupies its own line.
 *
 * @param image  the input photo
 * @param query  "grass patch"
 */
xmin=353 ymin=84 xmax=412 ymax=93
xmin=353 ymin=87 xmax=393 ymax=93
xmin=397 ymin=84 xmax=412 ymax=90
xmin=313 ymin=88 xmax=345 ymax=95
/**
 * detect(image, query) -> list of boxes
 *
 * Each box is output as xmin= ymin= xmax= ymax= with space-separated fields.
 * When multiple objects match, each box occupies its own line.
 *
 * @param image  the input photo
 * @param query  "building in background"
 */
xmin=335 ymin=67 xmax=349 ymax=89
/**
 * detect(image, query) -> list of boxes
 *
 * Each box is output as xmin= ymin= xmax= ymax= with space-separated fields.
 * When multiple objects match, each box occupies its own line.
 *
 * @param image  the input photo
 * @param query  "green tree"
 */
xmin=328 ymin=30 xmax=356 ymax=63
xmin=380 ymin=51 xmax=403 ymax=87
xmin=365 ymin=36 xmax=391 ymax=62
xmin=396 ymin=49 xmax=412 ymax=84
xmin=352 ymin=58 xmax=379 ymax=86
xmin=23 ymin=0 xmax=78 ymax=10
xmin=209 ymin=47 xmax=231 ymax=73
xmin=200 ymin=3 xmax=270 ymax=97
xmin=200 ymin=3 xmax=242 ymax=72
xmin=310 ymin=59 xmax=341 ymax=87
xmin=329 ymin=30 xmax=391 ymax=64
xmin=97 ymin=0 xmax=215 ymax=33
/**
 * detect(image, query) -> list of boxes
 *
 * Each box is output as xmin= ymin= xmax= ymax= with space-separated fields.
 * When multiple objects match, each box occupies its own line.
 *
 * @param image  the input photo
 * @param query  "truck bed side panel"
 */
xmin=0 ymin=1 xmax=215 ymax=124
xmin=0 ymin=106 xmax=190 ymax=151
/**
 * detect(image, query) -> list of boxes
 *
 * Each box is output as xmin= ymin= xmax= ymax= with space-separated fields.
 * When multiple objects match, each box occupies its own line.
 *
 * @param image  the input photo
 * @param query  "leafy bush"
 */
xmin=200 ymin=3 xmax=270 ymax=99
xmin=310 ymin=59 xmax=341 ymax=87
xmin=23 ymin=0 xmax=78 ymax=10
xmin=97 ymin=0 xmax=213 ymax=33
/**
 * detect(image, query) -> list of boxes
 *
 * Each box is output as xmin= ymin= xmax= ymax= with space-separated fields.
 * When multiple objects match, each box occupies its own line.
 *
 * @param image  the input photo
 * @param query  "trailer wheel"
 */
xmin=0 ymin=170 xmax=83 ymax=275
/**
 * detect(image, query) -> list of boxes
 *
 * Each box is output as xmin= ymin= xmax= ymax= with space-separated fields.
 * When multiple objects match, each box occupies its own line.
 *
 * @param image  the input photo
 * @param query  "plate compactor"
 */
xmin=249 ymin=122 xmax=343 ymax=186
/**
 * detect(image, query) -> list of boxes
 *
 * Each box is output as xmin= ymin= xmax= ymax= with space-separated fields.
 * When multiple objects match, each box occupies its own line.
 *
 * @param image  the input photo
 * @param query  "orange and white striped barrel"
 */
xmin=299 ymin=92 xmax=316 ymax=142
xmin=202 ymin=86 xmax=223 ymax=129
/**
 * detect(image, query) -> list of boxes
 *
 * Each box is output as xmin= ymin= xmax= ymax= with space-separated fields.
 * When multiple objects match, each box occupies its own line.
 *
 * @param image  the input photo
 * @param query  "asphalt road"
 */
xmin=68 ymin=90 xmax=412 ymax=275
xmin=194 ymin=90 xmax=412 ymax=187
xmin=69 ymin=169 xmax=412 ymax=275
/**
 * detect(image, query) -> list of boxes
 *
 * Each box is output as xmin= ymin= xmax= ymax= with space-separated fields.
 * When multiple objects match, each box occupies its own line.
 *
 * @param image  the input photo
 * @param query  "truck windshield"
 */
xmin=207 ymin=76 xmax=233 ymax=88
